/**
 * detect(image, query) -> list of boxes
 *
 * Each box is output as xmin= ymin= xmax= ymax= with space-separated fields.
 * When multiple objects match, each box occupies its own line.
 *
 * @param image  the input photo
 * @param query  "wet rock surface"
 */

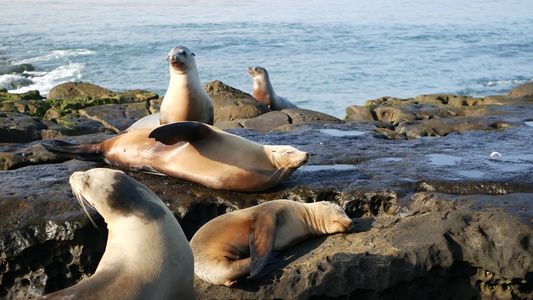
xmin=0 ymin=82 xmax=532 ymax=299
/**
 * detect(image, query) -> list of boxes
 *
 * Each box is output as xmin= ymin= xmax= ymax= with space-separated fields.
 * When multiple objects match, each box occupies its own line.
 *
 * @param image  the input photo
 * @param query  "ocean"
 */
xmin=1 ymin=0 xmax=532 ymax=118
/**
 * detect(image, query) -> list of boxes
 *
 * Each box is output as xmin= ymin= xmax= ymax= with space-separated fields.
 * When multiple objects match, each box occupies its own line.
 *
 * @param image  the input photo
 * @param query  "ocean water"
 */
xmin=1 ymin=0 xmax=532 ymax=118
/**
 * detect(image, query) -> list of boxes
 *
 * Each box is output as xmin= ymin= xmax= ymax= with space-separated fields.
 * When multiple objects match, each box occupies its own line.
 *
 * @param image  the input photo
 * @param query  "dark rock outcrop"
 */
xmin=0 ymin=81 xmax=532 ymax=299
xmin=346 ymin=90 xmax=533 ymax=140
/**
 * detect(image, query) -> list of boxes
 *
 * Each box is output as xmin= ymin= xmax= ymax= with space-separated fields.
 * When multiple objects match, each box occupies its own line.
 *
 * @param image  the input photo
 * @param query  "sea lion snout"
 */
xmin=302 ymin=152 xmax=310 ymax=164
xmin=167 ymin=45 xmax=194 ymax=69
xmin=292 ymin=152 xmax=309 ymax=168
xmin=246 ymin=66 xmax=264 ymax=76
xmin=343 ymin=219 xmax=354 ymax=231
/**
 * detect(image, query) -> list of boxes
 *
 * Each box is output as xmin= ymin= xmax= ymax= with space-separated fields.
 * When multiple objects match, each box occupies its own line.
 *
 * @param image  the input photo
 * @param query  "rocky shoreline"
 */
xmin=1 ymin=81 xmax=532 ymax=299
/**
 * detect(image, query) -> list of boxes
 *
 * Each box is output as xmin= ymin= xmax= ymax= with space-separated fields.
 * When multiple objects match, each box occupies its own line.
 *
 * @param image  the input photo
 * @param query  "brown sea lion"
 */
xmin=247 ymin=66 xmax=298 ymax=110
xmin=126 ymin=46 xmax=213 ymax=131
xmin=35 ymin=168 xmax=195 ymax=300
xmin=190 ymin=199 xmax=353 ymax=287
xmin=43 ymin=122 xmax=309 ymax=192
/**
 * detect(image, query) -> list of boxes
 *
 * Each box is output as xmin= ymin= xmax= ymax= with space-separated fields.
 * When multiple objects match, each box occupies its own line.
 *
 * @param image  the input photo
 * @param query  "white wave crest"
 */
xmin=8 ymin=62 xmax=85 ymax=95
xmin=486 ymin=78 xmax=533 ymax=87
xmin=0 ymin=74 xmax=33 ymax=90
xmin=16 ymin=49 xmax=95 ymax=64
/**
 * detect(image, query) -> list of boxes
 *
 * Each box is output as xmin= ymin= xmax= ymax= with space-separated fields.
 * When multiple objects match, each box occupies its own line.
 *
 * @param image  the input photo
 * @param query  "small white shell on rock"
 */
xmin=490 ymin=152 xmax=502 ymax=159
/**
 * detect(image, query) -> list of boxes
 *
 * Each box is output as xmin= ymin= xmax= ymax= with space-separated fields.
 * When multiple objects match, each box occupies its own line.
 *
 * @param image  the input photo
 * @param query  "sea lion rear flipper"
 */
xmin=246 ymin=251 xmax=292 ymax=280
xmin=148 ymin=122 xmax=212 ymax=145
xmin=42 ymin=140 xmax=103 ymax=161
xmin=248 ymin=212 xmax=277 ymax=278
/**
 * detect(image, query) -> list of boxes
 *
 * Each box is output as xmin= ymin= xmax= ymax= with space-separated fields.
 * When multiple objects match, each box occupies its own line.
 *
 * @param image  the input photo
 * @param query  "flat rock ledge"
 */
xmin=0 ymin=82 xmax=532 ymax=299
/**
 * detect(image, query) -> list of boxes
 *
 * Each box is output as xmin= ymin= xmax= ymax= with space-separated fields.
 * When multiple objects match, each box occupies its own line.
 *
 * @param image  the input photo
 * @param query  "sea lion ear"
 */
xmin=148 ymin=122 xmax=212 ymax=145
xmin=191 ymin=52 xmax=196 ymax=56
xmin=249 ymin=212 xmax=277 ymax=278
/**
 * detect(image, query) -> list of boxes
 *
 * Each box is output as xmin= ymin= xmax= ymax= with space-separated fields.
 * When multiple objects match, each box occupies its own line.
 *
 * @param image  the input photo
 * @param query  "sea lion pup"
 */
xmin=190 ymin=199 xmax=353 ymax=287
xmin=126 ymin=46 xmax=214 ymax=132
xmin=246 ymin=66 xmax=298 ymax=110
xmin=35 ymin=168 xmax=195 ymax=300
xmin=43 ymin=122 xmax=309 ymax=192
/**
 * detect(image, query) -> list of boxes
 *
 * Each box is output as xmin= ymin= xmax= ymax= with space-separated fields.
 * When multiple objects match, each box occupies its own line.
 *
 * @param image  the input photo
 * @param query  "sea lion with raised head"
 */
xmin=247 ymin=66 xmax=298 ymax=110
xmin=190 ymin=199 xmax=353 ymax=287
xmin=35 ymin=168 xmax=195 ymax=300
xmin=126 ymin=46 xmax=213 ymax=131
xmin=43 ymin=122 xmax=309 ymax=192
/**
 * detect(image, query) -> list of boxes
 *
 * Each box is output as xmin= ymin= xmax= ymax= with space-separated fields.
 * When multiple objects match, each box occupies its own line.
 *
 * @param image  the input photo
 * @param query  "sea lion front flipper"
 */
xmin=148 ymin=121 xmax=212 ymax=145
xmin=248 ymin=212 xmax=277 ymax=278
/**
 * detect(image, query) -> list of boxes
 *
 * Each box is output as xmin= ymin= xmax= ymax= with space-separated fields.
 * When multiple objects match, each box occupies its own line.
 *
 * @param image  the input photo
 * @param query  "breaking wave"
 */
xmin=0 ymin=49 xmax=93 ymax=96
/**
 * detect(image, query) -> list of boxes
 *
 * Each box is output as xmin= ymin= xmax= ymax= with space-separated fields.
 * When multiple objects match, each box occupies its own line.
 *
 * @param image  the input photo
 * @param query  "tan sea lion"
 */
xmin=126 ymin=46 xmax=213 ymax=131
xmin=35 ymin=168 xmax=195 ymax=300
xmin=43 ymin=122 xmax=309 ymax=192
xmin=190 ymin=199 xmax=353 ymax=287
xmin=247 ymin=66 xmax=298 ymax=110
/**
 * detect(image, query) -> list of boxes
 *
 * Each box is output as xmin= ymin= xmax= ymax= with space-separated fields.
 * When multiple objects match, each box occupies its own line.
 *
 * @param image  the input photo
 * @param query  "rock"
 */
xmin=373 ymin=106 xmax=417 ymax=125
xmin=413 ymin=94 xmax=480 ymax=106
xmin=240 ymin=111 xmax=290 ymax=132
xmin=344 ymin=105 xmax=375 ymax=123
xmin=508 ymin=81 xmax=533 ymax=99
xmin=0 ymin=99 xmax=51 ymax=117
xmin=0 ymin=112 xmax=114 ymax=144
xmin=46 ymin=82 xmax=112 ymax=101
xmin=79 ymin=103 xmax=150 ymax=133
xmin=213 ymin=120 xmax=242 ymax=130
xmin=1 ymin=82 xmax=533 ymax=299
xmin=483 ymin=95 xmax=518 ymax=105
xmin=0 ymin=63 xmax=34 ymax=75
xmin=395 ymin=117 xmax=500 ymax=139
xmin=281 ymin=108 xmax=342 ymax=125
xmin=205 ymin=80 xmax=270 ymax=122
xmin=214 ymin=109 xmax=342 ymax=132
xmin=192 ymin=206 xmax=531 ymax=299
xmin=0 ymin=113 xmax=47 ymax=143
xmin=118 ymin=89 xmax=159 ymax=103
xmin=0 ymin=90 xmax=43 ymax=101
xmin=44 ymin=108 xmax=66 ymax=119
xmin=2 ymin=151 xmax=531 ymax=299
xmin=364 ymin=96 xmax=411 ymax=107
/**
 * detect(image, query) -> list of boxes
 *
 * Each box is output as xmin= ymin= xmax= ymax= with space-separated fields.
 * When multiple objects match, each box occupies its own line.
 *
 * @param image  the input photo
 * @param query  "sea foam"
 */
xmin=7 ymin=62 xmax=85 ymax=95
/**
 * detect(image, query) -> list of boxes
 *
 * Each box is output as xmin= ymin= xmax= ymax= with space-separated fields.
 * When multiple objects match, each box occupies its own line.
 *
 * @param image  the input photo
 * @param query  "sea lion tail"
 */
xmin=42 ymin=140 xmax=104 ymax=161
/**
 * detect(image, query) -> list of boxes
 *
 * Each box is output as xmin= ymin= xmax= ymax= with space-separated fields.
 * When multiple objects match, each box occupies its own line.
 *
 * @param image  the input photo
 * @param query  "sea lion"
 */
xmin=126 ymin=46 xmax=213 ymax=132
xmin=43 ymin=122 xmax=309 ymax=192
xmin=35 ymin=168 xmax=195 ymax=300
xmin=247 ymin=66 xmax=298 ymax=110
xmin=190 ymin=199 xmax=353 ymax=287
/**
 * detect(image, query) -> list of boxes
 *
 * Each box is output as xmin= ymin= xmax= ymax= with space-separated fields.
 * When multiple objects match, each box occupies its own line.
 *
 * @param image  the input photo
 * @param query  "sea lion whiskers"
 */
xmin=71 ymin=186 xmax=99 ymax=229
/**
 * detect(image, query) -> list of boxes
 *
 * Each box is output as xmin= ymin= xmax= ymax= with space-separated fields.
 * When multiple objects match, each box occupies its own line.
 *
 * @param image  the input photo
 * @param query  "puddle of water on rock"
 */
xmin=320 ymin=129 xmax=365 ymax=137
xmin=525 ymin=121 xmax=533 ymax=127
xmin=40 ymin=176 xmax=59 ymax=182
xmin=303 ymin=164 xmax=356 ymax=172
xmin=379 ymin=157 xmax=403 ymax=162
xmin=501 ymin=154 xmax=533 ymax=163
xmin=487 ymin=153 xmax=533 ymax=172
xmin=428 ymin=154 xmax=462 ymax=166
xmin=457 ymin=170 xmax=485 ymax=178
